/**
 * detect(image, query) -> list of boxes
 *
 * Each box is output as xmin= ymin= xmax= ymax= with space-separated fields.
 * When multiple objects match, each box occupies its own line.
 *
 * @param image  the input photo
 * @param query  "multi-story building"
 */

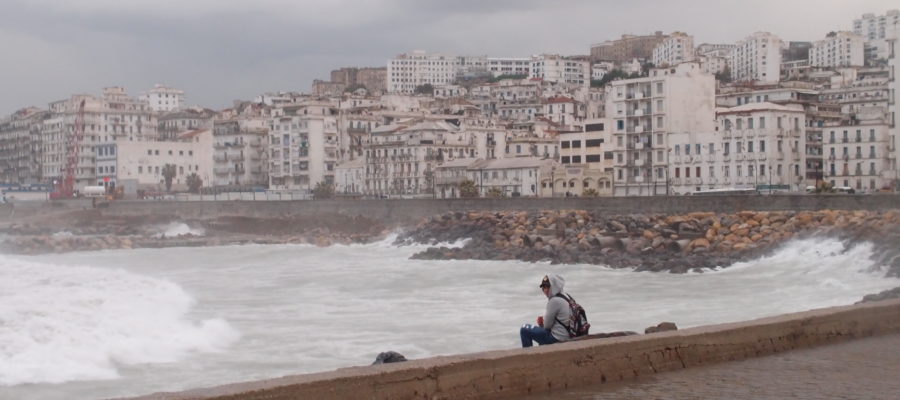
xmin=652 ymin=32 xmax=695 ymax=67
xmin=529 ymin=55 xmax=590 ymax=87
xmin=809 ymin=32 xmax=865 ymax=68
xmin=42 ymin=88 xmax=157 ymax=191
xmin=696 ymin=43 xmax=734 ymax=77
xmin=551 ymin=119 xmax=615 ymax=196
xmin=667 ymin=102 xmax=806 ymax=194
xmin=822 ymin=115 xmax=893 ymax=191
xmin=387 ymin=51 xmax=459 ymax=93
xmin=731 ymin=32 xmax=783 ymax=84
xmin=157 ymin=108 xmax=215 ymax=140
xmin=212 ymin=115 xmax=268 ymax=188
xmin=853 ymin=9 xmax=900 ymax=62
xmin=364 ymin=119 xmax=476 ymax=197
xmin=0 ymin=107 xmax=47 ymax=184
xmin=486 ymin=57 xmax=532 ymax=77
xmin=590 ymin=32 xmax=668 ymax=63
xmin=606 ymin=62 xmax=716 ymax=196
xmin=112 ymin=129 xmax=214 ymax=191
xmin=267 ymin=101 xmax=339 ymax=191
xmin=139 ymin=84 xmax=185 ymax=112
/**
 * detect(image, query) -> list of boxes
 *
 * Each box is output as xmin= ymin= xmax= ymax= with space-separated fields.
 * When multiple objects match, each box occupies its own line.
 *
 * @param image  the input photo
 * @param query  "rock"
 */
xmin=857 ymin=287 xmax=900 ymax=304
xmin=372 ymin=351 xmax=408 ymax=365
xmin=645 ymin=322 xmax=678 ymax=334
xmin=690 ymin=238 xmax=710 ymax=249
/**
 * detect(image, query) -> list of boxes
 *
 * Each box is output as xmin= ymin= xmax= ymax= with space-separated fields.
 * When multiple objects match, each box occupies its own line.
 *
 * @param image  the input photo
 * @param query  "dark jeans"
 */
xmin=520 ymin=324 xmax=559 ymax=348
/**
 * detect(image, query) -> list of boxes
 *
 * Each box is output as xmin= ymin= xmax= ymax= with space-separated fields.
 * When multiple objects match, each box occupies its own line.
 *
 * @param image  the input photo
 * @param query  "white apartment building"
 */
xmin=387 ymin=51 xmax=459 ymax=93
xmin=140 ymin=84 xmax=185 ymax=112
xmin=668 ymin=102 xmax=806 ymax=195
xmin=529 ymin=55 xmax=590 ymax=87
xmin=486 ymin=57 xmax=532 ymax=77
xmin=268 ymin=102 xmax=338 ymax=191
xmin=853 ymin=9 xmax=900 ymax=61
xmin=823 ymin=120 xmax=893 ymax=192
xmin=606 ymin=62 xmax=716 ymax=196
xmin=43 ymin=88 xmax=157 ymax=190
xmin=731 ymin=32 xmax=783 ymax=84
xmin=809 ymin=32 xmax=865 ymax=68
xmin=652 ymin=32 xmax=695 ymax=67
xmin=112 ymin=129 xmax=213 ymax=191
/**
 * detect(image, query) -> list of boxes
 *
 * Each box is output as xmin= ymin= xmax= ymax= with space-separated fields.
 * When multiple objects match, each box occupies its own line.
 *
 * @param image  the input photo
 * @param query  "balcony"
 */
xmin=634 ymin=158 xmax=645 ymax=166
xmin=214 ymin=167 xmax=232 ymax=175
xmin=757 ymin=153 xmax=766 ymax=161
xmin=706 ymin=154 xmax=717 ymax=162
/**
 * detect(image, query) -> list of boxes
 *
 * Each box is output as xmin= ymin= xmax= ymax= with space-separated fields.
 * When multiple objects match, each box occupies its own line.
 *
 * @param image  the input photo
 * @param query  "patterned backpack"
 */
xmin=554 ymin=293 xmax=590 ymax=338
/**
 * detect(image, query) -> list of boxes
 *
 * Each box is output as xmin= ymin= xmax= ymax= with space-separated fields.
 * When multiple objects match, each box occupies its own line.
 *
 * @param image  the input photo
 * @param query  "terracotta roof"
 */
xmin=177 ymin=128 xmax=210 ymax=139
xmin=545 ymin=96 xmax=575 ymax=104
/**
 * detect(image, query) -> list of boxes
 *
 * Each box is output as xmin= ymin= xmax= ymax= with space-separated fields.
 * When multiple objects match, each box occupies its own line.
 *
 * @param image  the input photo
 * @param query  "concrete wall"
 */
xmin=129 ymin=299 xmax=900 ymax=400
xmin=96 ymin=194 xmax=900 ymax=225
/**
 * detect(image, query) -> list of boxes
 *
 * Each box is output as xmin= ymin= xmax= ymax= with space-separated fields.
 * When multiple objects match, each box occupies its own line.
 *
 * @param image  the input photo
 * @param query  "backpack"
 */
xmin=554 ymin=293 xmax=590 ymax=338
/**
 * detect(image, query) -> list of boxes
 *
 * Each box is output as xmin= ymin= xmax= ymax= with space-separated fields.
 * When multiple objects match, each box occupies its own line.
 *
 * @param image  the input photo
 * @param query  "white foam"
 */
xmin=0 ymin=256 xmax=239 ymax=386
xmin=154 ymin=222 xmax=205 ymax=238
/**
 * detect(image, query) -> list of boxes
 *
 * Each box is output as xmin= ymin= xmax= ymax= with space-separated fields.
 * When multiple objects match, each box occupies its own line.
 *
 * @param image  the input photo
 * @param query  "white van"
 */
xmin=82 ymin=186 xmax=107 ymax=198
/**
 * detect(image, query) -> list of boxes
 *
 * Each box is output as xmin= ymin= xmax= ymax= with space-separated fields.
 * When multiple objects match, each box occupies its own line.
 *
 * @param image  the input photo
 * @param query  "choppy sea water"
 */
xmin=1 ymin=236 xmax=897 ymax=400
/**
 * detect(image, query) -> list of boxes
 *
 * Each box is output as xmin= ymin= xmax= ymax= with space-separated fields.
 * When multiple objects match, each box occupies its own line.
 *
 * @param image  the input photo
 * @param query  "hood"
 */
xmin=546 ymin=274 xmax=565 ymax=297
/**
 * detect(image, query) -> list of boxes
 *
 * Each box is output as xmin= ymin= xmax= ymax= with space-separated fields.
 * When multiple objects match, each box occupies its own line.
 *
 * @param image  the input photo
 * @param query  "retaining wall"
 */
xmin=129 ymin=299 xmax=900 ymax=400
xmin=97 ymin=194 xmax=900 ymax=225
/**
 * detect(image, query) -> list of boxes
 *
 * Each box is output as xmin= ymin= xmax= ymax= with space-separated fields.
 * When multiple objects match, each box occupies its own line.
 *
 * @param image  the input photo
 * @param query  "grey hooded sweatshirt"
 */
xmin=543 ymin=274 xmax=573 ymax=342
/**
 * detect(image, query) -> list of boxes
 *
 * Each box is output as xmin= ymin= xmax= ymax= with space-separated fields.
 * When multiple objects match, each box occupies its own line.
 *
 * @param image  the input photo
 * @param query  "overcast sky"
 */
xmin=0 ymin=0 xmax=896 ymax=115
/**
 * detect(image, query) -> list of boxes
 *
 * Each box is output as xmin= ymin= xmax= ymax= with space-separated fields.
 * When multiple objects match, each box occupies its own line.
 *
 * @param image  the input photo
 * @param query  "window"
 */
xmin=709 ymin=143 xmax=715 ymax=154
xmin=572 ymin=156 xmax=582 ymax=163
xmin=572 ymin=140 xmax=582 ymax=148
xmin=675 ymin=145 xmax=680 ymax=155
xmin=561 ymin=141 xmax=570 ymax=149
xmin=737 ymin=119 xmax=743 ymax=130
xmin=724 ymin=142 xmax=730 ymax=154
xmin=696 ymin=144 xmax=701 ymax=155
xmin=586 ymin=154 xmax=601 ymax=162
xmin=686 ymin=167 xmax=691 ymax=178
xmin=696 ymin=167 xmax=701 ymax=178
xmin=586 ymin=139 xmax=603 ymax=147
xmin=561 ymin=156 xmax=571 ymax=164
xmin=675 ymin=167 xmax=680 ymax=178
xmin=617 ymin=120 xmax=624 ymax=130
xmin=147 ymin=150 xmax=152 ymax=155
xmin=748 ymin=118 xmax=754 ymax=129
xmin=685 ymin=145 xmax=690 ymax=155
xmin=138 ymin=166 xmax=143 ymax=173
xmin=748 ymin=141 xmax=754 ymax=153
xmin=759 ymin=117 xmax=765 ymax=129
xmin=709 ymin=166 xmax=714 ymax=177
xmin=760 ymin=140 xmax=766 ymax=152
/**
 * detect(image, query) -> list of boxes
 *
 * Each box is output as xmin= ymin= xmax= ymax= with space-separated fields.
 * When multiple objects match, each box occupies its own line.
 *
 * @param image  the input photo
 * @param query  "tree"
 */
xmin=583 ymin=188 xmax=599 ymax=197
xmin=161 ymin=164 xmax=177 ymax=192
xmin=186 ymin=173 xmax=202 ymax=194
xmin=715 ymin=65 xmax=733 ymax=84
xmin=458 ymin=179 xmax=479 ymax=198
xmin=486 ymin=187 xmax=506 ymax=198
xmin=343 ymin=83 xmax=367 ymax=93
xmin=592 ymin=69 xmax=631 ymax=87
xmin=414 ymin=84 xmax=434 ymax=95
xmin=312 ymin=181 xmax=335 ymax=199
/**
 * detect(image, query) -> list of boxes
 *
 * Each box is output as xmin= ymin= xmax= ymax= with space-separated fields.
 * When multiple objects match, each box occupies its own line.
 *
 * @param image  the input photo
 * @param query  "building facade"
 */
xmin=652 ymin=32 xmax=695 ymax=67
xmin=731 ymin=32 xmax=783 ymax=84
xmin=529 ymin=55 xmax=590 ymax=87
xmin=606 ymin=62 xmax=716 ymax=196
xmin=590 ymin=32 xmax=668 ymax=63
xmin=809 ymin=32 xmax=865 ymax=68
xmin=140 ymin=84 xmax=185 ymax=112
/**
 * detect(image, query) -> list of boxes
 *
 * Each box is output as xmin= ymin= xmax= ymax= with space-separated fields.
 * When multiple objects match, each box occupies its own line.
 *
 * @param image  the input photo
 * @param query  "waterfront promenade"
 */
xmin=530 ymin=333 xmax=900 ymax=400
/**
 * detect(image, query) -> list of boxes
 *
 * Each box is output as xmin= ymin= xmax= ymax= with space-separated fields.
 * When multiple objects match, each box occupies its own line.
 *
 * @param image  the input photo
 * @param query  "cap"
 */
xmin=539 ymin=276 xmax=551 ymax=288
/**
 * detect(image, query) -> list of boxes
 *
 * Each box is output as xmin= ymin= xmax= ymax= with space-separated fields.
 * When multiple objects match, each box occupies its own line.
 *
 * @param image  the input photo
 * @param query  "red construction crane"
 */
xmin=52 ymin=99 xmax=86 ymax=198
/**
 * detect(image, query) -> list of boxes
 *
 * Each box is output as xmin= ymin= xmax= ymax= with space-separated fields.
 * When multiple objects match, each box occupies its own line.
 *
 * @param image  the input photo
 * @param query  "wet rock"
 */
xmin=372 ymin=351 xmax=408 ymax=365
xmin=645 ymin=322 xmax=678 ymax=334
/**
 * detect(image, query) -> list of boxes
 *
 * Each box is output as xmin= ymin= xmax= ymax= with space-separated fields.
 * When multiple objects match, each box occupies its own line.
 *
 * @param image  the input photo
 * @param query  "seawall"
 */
xmin=128 ymin=299 xmax=900 ymax=400
xmin=88 ymin=194 xmax=900 ymax=225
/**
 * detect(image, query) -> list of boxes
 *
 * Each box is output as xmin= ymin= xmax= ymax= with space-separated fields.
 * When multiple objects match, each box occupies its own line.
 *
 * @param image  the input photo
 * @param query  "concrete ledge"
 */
xmin=128 ymin=299 xmax=900 ymax=400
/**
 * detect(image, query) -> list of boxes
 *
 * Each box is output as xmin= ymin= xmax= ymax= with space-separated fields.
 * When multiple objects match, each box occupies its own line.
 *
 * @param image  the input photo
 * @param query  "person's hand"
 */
xmin=537 ymin=316 xmax=544 ymax=327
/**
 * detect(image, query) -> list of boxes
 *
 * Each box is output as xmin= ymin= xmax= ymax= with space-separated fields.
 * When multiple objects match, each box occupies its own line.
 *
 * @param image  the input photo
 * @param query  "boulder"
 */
xmin=372 ymin=351 xmax=408 ymax=365
xmin=644 ymin=322 xmax=678 ymax=334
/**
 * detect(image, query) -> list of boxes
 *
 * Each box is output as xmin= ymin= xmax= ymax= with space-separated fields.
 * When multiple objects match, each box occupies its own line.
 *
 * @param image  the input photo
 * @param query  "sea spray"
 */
xmin=0 ymin=256 xmax=239 ymax=386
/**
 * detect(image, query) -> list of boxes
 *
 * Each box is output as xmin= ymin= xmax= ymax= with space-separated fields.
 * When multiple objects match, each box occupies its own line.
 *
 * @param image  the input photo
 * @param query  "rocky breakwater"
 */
xmin=398 ymin=210 xmax=900 ymax=274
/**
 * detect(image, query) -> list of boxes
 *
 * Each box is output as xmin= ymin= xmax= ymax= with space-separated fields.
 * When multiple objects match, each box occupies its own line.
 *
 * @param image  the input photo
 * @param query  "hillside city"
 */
xmin=1 ymin=9 xmax=899 ymax=199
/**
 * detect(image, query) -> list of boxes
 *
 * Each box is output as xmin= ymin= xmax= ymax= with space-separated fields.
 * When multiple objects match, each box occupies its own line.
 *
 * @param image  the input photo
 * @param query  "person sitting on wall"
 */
xmin=520 ymin=274 xmax=572 ymax=348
